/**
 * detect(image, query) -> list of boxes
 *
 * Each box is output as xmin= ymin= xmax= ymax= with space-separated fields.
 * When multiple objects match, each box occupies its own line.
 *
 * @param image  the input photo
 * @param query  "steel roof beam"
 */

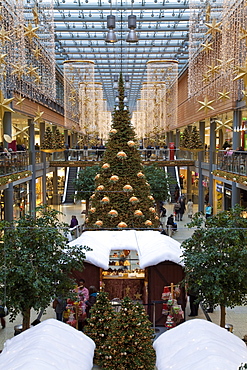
xmin=56 ymin=42 xmax=187 ymax=48
xmin=54 ymin=26 xmax=189 ymax=32
xmin=53 ymin=16 xmax=190 ymax=22
xmin=54 ymin=4 xmax=189 ymax=11
xmin=55 ymin=35 xmax=188 ymax=41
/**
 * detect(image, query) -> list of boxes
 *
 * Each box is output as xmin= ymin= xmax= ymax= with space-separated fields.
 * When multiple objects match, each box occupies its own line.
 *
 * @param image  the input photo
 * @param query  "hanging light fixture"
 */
xmin=113 ymin=75 xmax=118 ymax=89
xmin=105 ymin=15 xmax=118 ymax=43
xmin=126 ymin=15 xmax=138 ymax=43
xmin=125 ymin=75 xmax=130 ymax=89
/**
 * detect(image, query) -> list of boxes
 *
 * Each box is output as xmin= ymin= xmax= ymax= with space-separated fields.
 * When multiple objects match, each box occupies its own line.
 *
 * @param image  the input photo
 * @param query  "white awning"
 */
xmin=69 ymin=230 xmax=184 ymax=269
xmin=153 ymin=319 xmax=247 ymax=370
xmin=0 ymin=319 xmax=95 ymax=370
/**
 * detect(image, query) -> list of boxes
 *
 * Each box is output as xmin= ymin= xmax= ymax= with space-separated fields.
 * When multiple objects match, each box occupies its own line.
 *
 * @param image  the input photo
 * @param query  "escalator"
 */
xmin=63 ymin=167 xmax=78 ymax=203
xmin=166 ymin=166 xmax=180 ymax=203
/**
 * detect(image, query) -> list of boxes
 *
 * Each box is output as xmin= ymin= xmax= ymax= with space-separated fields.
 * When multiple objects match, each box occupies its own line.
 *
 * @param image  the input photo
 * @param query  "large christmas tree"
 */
xmin=86 ymin=74 xmax=159 ymax=230
xmin=99 ymin=296 xmax=156 ymax=370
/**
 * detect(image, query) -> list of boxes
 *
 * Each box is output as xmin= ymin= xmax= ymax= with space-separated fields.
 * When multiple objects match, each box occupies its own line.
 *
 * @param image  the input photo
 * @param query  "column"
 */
xmin=52 ymin=168 xmax=59 ymax=205
xmin=198 ymin=121 xmax=205 ymax=212
xmin=40 ymin=122 xmax=47 ymax=204
xmin=3 ymin=112 xmax=12 ymax=149
xmin=64 ymin=129 xmax=68 ymax=146
xmin=187 ymin=167 xmax=192 ymax=202
xmin=209 ymin=119 xmax=216 ymax=207
xmin=28 ymin=119 xmax=36 ymax=215
xmin=233 ymin=109 xmax=242 ymax=150
xmin=231 ymin=182 xmax=240 ymax=207
xmin=3 ymin=112 xmax=13 ymax=221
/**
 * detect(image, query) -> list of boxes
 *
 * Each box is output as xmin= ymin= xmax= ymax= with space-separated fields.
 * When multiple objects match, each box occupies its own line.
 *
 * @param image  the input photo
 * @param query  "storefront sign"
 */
xmin=216 ymin=184 xmax=223 ymax=193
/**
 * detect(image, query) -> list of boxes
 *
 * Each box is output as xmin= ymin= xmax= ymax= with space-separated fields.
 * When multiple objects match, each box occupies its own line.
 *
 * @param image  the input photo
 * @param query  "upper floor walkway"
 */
xmin=0 ymin=148 xmax=246 ymax=178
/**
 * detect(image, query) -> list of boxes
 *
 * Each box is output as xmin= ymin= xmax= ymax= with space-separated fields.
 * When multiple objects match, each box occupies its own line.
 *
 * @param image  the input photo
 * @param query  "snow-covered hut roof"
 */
xmin=0 ymin=319 xmax=95 ymax=370
xmin=153 ymin=319 xmax=247 ymax=370
xmin=69 ymin=230 xmax=184 ymax=269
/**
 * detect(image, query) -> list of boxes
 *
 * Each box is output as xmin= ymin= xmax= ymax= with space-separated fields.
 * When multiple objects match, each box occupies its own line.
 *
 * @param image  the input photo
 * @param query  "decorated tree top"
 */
xmin=180 ymin=126 xmax=204 ymax=150
xmin=41 ymin=127 xmax=64 ymax=150
xmin=86 ymin=74 xmax=159 ymax=230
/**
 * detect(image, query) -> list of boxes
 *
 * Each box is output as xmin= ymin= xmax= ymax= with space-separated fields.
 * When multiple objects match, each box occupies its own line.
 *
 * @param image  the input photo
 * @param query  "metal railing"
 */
xmin=217 ymin=150 xmax=247 ymax=176
xmin=48 ymin=148 xmax=198 ymax=162
xmin=0 ymin=151 xmax=29 ymax=176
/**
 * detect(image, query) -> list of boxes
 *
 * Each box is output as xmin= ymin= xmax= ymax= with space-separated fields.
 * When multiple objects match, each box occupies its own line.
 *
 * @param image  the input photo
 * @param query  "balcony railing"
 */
xmin=48 ymin=148 xmax=199 ymax=162
xmin=0 ymin=151 xmax=29 ymax=177
xmin=217 ymin=150 xmax=247 ymax=176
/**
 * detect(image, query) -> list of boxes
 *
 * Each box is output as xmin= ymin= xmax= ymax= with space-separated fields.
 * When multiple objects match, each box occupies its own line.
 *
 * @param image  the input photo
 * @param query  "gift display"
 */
xmin=161 ymin=283 xmax=184 ymax=330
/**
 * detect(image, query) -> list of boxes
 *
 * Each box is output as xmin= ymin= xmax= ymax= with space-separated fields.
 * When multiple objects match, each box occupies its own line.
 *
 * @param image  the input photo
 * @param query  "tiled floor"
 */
xmin=1 ymin=201 xmax=247 ymax=354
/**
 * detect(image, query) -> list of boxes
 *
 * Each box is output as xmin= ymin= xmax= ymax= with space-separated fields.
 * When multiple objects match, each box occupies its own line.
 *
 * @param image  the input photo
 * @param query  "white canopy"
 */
xmin=0 ymin=319 xmax=95 ymax=370
xmin=153 ymin=319 xmax=247 ymax=370
xmin=69 ymin=230 xmax=183 ymax=269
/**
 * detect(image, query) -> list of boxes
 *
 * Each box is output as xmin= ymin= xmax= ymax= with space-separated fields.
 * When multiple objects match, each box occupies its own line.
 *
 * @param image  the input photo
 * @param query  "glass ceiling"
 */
xmin=53 ymin=0 xmax=190 ymax=111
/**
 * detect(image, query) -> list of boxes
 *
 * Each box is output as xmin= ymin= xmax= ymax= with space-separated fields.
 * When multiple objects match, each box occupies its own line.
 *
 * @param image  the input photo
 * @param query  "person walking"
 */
xmin=205 ymin=204 xmax=212 ymax=219
xmin=187 ymin=199 xmax=193 ymax=219
xmin=70 ymin=215 xmax=78 ymax=228
xmin=179 ymin=197 xmax=186 ymax=221
xmin=173 ymin=201 xmax=181 ymax=221
xmin=160 ymin=203 xmax=167 ymax=229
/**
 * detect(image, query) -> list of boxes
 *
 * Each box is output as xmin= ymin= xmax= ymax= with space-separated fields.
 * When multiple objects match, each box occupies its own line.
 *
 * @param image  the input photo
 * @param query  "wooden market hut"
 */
xmin=70 ymin=230 xmax=185 ymax=326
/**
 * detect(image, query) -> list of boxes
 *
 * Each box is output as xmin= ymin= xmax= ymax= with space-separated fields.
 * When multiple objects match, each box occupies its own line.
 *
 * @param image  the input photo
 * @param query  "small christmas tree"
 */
xmin=180 ymin=127 xmax=191 ymax=149
xmin=99 ymin=296 xmax=156 ymax=370
xmin=86 ymin=74 xmax=159 ymax=230
xmin=41 ymin=126 xmax=55 ymax=150
xmin=53 ymin=128 xmax=64 ymax=149
xmin=180 ymin=126 xmax=203 ymax=150
xmin=189 ymin=126 xmax=204 ymax=149
xmin=84 ymin=292 xmax=116 ymax=365
xmin=41 ymin=127 xmax=65 ymax=150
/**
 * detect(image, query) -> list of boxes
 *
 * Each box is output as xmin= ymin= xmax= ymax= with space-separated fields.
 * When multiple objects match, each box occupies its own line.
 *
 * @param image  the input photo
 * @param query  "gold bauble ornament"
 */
xmin=95 ymin=174 xmax=100 ymax=180
xmin=96 ymin=185 xmax=104 ymax=191
xmin=137 ymin=172 xmax=145 ymax=178
xmin=123 ymin=184 xmax=133 ymax=192
xmin=129 ymin=196 xmax=139 ymax=204
xmin=89 ymin=207 xmax=96 ymax=213
xmin=109 ymin=128 xmax=117 ymax=134
xmin=90 ymin=194 xmax=95 ymax=199
xmin=102 ymin=163 xmax=110 ymax=169
xmin=148 ymin=195 xmax=154 ymax=201
xmin=145 ymin=220 xmax=152 ymax=226
xmin=118 ymin=222 xmax=128 ymax=228
xmin=127 ymin=140 xmax=136 ymax=147
xmin=134 ymin=210 xmax=143 ymax=217
xmin=101 ymin=196 xmax=110 ymax=204
xmin=149 ymin=207 xmax=156 ymax=213
xmin=108 ymin=209 xmax=118 ymax=217
xmin=116 ymin=151 xmax=127 ymax=159
xmin=95 ymin=220 xmax=103 ymax=227
xmin=109 ymin=175 xmax=119 ymax=183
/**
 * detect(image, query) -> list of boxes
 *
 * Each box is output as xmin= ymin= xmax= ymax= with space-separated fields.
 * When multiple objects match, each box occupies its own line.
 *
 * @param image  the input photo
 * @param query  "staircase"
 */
xmin=64 ymin=167 xmax=77 ymax=203
xmin=167 ymin=166 xmax=179 ymax=203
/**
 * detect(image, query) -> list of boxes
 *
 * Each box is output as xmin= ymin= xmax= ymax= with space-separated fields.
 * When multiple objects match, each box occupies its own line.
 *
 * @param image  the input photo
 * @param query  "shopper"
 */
xmin=70 ymin=215 xmax=78 ymax=228
xmin=179 ymin=197 xmax=186 ymax=221
xmin=205 ymin=204 xmax=212 ymax=219
xmin=160 ymin=203 xmax=167 ymax=228
xmin=85 ymin=286 xmax=98 ymax=318
xmin=53 ymin=296 xmax=67 ymax=321
xmin=173 ymin=201 xmax=181 ymax=221
xmin=187 ymin=199 xmax=193 ymax=219
xmin=167 ymin=214 xmax=177 ymax=233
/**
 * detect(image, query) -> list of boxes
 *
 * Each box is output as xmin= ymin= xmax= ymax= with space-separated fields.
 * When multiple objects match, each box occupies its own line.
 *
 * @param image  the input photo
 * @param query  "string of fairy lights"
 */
xmin=0 ymin=0 xmax=55 ymax=103
xmin=188 ymin=0 xmax=247 ymax=128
